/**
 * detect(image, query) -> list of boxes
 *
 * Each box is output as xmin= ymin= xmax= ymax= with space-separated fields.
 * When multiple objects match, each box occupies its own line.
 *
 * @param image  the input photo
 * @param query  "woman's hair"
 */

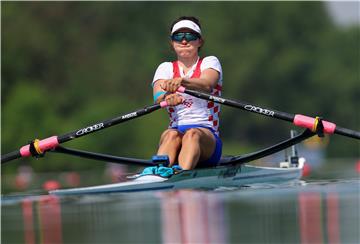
xmin=170 ymin=16 xmax=204 ymax=51
xmin=170 ymin=16 xmax=202 ymax=34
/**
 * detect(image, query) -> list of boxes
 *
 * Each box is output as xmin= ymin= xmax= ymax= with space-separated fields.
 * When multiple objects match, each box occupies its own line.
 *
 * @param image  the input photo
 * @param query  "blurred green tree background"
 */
xmin=2 ymin=2 xmax=359 ymax=173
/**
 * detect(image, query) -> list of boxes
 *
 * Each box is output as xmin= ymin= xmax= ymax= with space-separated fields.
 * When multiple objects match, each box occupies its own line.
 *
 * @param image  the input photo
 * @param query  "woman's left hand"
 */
xmin=164 ymin=93 xmax=184 ymax=106
xmin=161 ymin=77 xmax=182 ymax=93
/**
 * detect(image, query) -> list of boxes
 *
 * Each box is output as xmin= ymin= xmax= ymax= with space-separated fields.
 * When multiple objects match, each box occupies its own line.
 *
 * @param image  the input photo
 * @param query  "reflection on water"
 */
xmin=2 ymin=179 xmax=359 ymax=244
xmin=160 ymin=191 xmax=227 ymax=243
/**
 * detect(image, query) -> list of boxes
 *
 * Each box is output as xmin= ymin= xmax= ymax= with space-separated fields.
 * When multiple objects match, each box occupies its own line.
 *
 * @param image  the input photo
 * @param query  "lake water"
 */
xmin=2 ymin=162 xmax=359 ymax=244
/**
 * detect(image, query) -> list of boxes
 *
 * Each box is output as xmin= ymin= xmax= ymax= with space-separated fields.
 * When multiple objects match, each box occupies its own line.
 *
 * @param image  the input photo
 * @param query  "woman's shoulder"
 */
xmin=201 ymin=56 xmax=222 ymax=73
xmin=156 ymin=61 xmax=173 ymax=69
xmin=153 ymin=61 xmax=174 ymax=83
xmin=202 ymin=56 xmax=221 ymax=64
xmin=154 ymin=61 xmax=173 ymax=74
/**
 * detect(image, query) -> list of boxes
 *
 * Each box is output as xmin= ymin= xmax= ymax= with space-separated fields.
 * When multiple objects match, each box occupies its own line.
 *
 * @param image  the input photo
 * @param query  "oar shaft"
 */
xmin=182 ymin=88 xmax=295 ymax=122
xmin=58 ymin=103 xmax=163 ymax=143
xmin=52 ymin=146 xmax=157 ymax=167
xmin=180 ymin=87 xmax=360 ymax=140
xmin=1 ymin=151 xmax=22 ymax=164
xmin=1 ymin=102 xmax=168 ymax=164
xmin=335 ymin=126 xmax=360 ymax=140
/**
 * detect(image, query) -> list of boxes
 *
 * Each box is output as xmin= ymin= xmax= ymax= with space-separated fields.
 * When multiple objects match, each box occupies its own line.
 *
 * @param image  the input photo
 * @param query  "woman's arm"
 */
xmin=161 ymin=68 xmax=220 ymax=93
xmin=153 ymin=79 xmax=183 ymax=106
xmin=181 ymin=68 xmax=220 ymax=92
xmin=153 ymin=79 xmax=167 ymax=103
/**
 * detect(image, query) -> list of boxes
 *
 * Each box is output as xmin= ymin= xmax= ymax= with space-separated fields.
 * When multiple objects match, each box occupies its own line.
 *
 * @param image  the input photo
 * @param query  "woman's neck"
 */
xmin=177 ymin=56 xmax=199 ymax=68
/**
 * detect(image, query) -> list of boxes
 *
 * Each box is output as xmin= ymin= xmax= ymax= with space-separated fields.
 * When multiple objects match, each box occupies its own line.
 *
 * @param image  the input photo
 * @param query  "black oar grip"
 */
xmin=1 ymin=151 xmax=21 ymax=164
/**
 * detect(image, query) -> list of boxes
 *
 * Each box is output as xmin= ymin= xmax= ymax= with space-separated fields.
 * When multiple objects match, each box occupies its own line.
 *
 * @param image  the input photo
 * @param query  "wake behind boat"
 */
xmin=49 ymin=157 xmax=305 ymax=195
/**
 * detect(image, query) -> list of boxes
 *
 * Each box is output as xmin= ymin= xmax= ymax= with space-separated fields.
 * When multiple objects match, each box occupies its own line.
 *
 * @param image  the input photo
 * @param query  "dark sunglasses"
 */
xmin=171 ymin=32 xmax=200 ymax=42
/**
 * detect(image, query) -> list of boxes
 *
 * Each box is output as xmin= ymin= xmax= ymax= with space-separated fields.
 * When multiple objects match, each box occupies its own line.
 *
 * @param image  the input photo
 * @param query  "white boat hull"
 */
xmin=50 ymin=161 xmax=304 ymax=195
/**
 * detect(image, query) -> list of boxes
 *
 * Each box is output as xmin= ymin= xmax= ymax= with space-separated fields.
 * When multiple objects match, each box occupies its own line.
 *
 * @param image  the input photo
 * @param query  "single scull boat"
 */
xmin=49 ymin=158 xmax=304 ymax=195
xmin=49 ymin=130 xmax=308 ymax=195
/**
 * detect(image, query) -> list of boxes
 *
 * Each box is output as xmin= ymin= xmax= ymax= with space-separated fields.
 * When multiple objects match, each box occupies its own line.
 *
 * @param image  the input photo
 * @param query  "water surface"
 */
xmin=2 ymin=163 xmax=359 ymax=244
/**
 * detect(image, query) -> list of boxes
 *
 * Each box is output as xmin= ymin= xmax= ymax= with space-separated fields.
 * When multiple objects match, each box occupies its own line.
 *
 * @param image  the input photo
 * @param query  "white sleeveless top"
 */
xmin=152 ymin=56 xmax=223 ymax=135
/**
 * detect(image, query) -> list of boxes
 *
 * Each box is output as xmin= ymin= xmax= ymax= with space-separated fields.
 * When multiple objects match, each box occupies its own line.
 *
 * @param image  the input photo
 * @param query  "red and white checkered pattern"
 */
xmin=207 ymin=84 xmax=222 ymax=134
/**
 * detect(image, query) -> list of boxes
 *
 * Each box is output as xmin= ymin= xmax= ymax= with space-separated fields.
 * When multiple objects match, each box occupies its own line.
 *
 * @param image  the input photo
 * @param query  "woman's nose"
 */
xmin=181 ymin=39 xmax=188 ymax=44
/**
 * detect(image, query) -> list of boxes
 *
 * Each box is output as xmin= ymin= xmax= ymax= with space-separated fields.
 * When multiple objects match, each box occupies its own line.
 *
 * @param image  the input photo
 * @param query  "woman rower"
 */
xmin=152 ymin=16 xmax=223 ymax=171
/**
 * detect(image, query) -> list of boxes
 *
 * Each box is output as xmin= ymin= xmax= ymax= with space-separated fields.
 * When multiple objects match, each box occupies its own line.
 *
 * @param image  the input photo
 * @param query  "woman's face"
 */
xmin=171 ymin=29 xmax=203 ymax=59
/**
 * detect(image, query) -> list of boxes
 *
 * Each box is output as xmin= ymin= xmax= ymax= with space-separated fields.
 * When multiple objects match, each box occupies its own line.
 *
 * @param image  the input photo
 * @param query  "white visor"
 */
xmin=171 ymin=20 xmax=202 ymax=35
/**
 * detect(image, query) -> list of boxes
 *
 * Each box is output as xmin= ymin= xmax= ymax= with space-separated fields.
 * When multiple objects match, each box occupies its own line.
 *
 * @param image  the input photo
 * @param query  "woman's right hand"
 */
xmin=161 ymin=77 xmax=182 ymax=93
xmin=164 ymin=93 xmax=184 ymax=106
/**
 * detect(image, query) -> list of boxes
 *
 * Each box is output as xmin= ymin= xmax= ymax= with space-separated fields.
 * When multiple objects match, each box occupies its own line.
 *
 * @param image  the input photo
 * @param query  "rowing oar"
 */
xmin=1 ymin=101 xmax=169 ymax=164
xmin=177 ymin=86 xmax=360 ymax=140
